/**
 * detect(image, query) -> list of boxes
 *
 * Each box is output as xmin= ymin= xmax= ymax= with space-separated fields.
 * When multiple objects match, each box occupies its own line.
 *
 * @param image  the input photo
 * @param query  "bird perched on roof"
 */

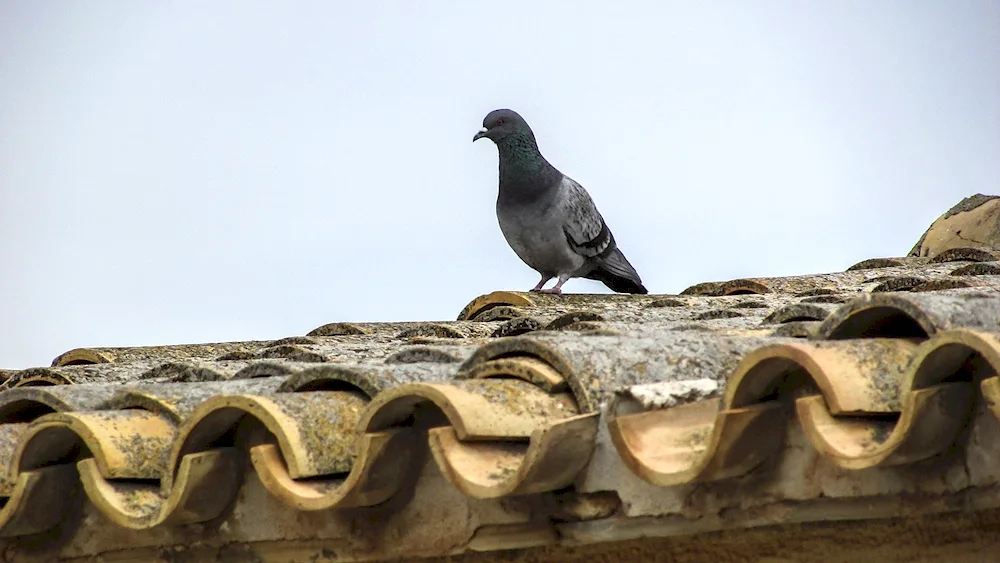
xmin=473 ymin=109 xmax=648 ymax=295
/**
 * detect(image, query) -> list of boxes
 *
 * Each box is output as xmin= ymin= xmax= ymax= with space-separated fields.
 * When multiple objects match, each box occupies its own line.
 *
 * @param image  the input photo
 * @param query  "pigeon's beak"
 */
xmin=472 ymin=127 xmax=489 ymax=142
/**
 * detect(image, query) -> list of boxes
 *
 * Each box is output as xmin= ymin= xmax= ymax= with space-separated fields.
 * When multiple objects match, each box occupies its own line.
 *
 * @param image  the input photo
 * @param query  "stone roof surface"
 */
xmin=3 ymin=197 xmax=1000 ymax=562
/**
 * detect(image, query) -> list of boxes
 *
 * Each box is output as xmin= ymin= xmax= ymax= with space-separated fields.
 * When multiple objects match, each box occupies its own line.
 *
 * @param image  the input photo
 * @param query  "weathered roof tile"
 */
xmin=4 ymin=196 xmax=1000 ymax=562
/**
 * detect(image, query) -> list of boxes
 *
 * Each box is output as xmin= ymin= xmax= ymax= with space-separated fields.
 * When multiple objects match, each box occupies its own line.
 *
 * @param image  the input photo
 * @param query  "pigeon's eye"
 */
xmin=496 ymin=119 xmax=504 ymax=126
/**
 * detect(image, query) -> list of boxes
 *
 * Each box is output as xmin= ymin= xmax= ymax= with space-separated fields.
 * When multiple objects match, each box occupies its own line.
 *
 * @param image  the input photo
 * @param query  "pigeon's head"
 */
xmin=473 ymin=109 xmax=531 ymax=144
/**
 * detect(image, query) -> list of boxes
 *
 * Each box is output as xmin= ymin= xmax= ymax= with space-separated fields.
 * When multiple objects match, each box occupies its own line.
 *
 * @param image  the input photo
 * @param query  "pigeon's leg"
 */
xmin=529 ymin=276 xmax=553 ymax=292
xmin=536 ymin=275 xmax=569 ymax=294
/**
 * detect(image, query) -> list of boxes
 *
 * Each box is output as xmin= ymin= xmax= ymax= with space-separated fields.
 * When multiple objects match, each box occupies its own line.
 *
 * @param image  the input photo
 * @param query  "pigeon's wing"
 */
xmin=559 ymin=177 xmax=615 ymax=259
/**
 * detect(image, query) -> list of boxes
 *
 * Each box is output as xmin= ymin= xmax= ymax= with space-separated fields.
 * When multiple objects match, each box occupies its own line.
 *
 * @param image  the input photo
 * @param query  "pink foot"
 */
xmin=530 ymin=277 xmax=553 ymax=292
xmin=529 ymin=276 xmax=566 ymax=294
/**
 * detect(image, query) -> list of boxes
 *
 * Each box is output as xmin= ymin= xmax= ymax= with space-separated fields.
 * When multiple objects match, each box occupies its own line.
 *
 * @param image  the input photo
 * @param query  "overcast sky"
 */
xmin=1 ymin=2 xmax=998 ymax=369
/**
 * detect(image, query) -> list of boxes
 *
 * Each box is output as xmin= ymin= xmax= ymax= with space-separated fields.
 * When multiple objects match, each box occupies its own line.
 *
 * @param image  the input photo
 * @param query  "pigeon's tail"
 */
xmin=585 ymin=248 xmax=648 ymax=295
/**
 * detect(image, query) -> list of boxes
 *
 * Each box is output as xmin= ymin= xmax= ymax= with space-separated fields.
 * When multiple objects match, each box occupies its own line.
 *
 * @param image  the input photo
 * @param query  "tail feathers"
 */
xmin=585 ymin=248 xmax=648 ymax=294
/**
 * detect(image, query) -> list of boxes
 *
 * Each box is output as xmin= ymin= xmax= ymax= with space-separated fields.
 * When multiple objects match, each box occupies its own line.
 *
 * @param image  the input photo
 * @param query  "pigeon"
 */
xmin=473 ymin=109 xmax=648 ymax=295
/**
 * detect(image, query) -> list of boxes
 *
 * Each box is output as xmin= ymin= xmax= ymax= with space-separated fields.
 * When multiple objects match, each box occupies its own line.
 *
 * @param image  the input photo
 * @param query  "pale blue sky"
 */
xmin=1 ymin=2 xmax=998 ymax=368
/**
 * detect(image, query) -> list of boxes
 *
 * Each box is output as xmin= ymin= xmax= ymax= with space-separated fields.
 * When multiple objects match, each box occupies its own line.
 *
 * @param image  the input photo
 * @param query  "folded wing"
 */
xmin=559 ymin=177 xmax=647 ymax=294
xmin=560 ymin=177 xmax=613 ymax=258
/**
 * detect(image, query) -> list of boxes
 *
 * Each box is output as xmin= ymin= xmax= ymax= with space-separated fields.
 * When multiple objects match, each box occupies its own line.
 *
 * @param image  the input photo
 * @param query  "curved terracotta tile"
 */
xmin=795 ymin=384 xmax=972 ymax=469
xmin=981 ymin=379 xmax=1000 ymax=419
xmin=680 ymin=279 xmax=773 ymax=296
xmin=951 ymin=263 xmax=1000 ymax=276
xmin=929 ymin=247 xmax=999 ymax=264
xmin=1 ymin=364 xmax=170 ymax=389
xmin=277 ymin=363 xmax=382 ymax=394
xmin=457 ymin=291 xmax=536 ymax=321
xmin=0 ymin=410 xmax=179 ymax=533
xmin=924 ymin=330 xmax=1000 ymax=422
xmin=729 ymin=338 xmax=974 ymax=470
xmin=846 ymin=258 xmax=906 ymax=271
xmin=233 ymin=360 xmax=301 ymax=380
xmin=771 ymin=320 xmax=819 ymax=338
xmin=277 ymin=362 xmax=457 ymax=395
xmin=0 ymin=464 xmax=78 ymax=537
xmin=58 ymin=383 xmax=292 ymax=529
xmin=788 ymin=332 xmax=992 ymax=472
xmin=0 ymin=423 xmax=28 ymax=496
xmin=395 ymin=323 xmax=472 ymax=339
xmin=16 ymin=411 xmax=175 ymax=479
xmin=871 ymin=277 xmax=927 ymax=293
xmin=306 ymin=322 xmax=371 ymax=336
xmin=460 ymin=357 xmax=568 ymax=393
xmin=461 ymin=339 xmax=573 ymax=387
xmin=77 ymin=448 xmax=241 ymax=529
xmin=608 ymin=400 xmax=786 ymax=486
xmin=427 ymin=413 xmax=598 ymax=498
xmin=255 ymin=344 xmax=327 ymax=363
xmin=0 ymin=388 xmax=83 ymax=422
xmin=725 ymin=340 xmax=918 ymax=413
xmin=147 ymin=390 xmax=406 ymax=515
xmin=718 ymin=279 xmax=772 ymax=296
xmin=679 ymin=282 xmax=721 ymax=296
xmin=175 ymin=392 xmax=366 ymax=479
xmin=692 ymin=309 xmax=744 ymax=321
xmin=817 ymin=292 xmax=1000 ymax=339
xmin=266 ymin=336 xmax=320 ymax=347
xmin=458 ymin=337 xmax=592 ymax=413
xmin=912 ymin=279 xmax=975 ymax=292
xmin=384 ymin=346 xmax=467 ymax=365
xmin=461 ymin=333 xmax=774 ymax=414
xmin=0 ymin=383 xmax=129 ymax=532
xmin=918 ymin=329 xmax=997 ymax=381
xmin=362 ymin=380 xmax=588 ymax=498
xmin=107 ymin=378 xmax=286 ymax=423
xmin=761 ymin=303 xmax=835 ymax=325
xmin=137 ymin=360 xmax=249 ymax=383
xmin=51 ymin=342 xmax=262 ymax=367
xmin=5 ymin=369 xmax=74 ymax=388
xmin=50 ymin=348 xmax=113 ymax=366
xmin=611 ymin=330 xmax=997 ymax=485
xmin=490 ymin=317 xmax=544 ymax=338
xmin=473 ymin=305 xmax=529 ymax=322
xmin=249 ymin=428 xmax=417 ymax=510
xmin=361 ymin=380 xmax=577 ymax=439
xmin=545 ymin=312 xmax=605 ymax=330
